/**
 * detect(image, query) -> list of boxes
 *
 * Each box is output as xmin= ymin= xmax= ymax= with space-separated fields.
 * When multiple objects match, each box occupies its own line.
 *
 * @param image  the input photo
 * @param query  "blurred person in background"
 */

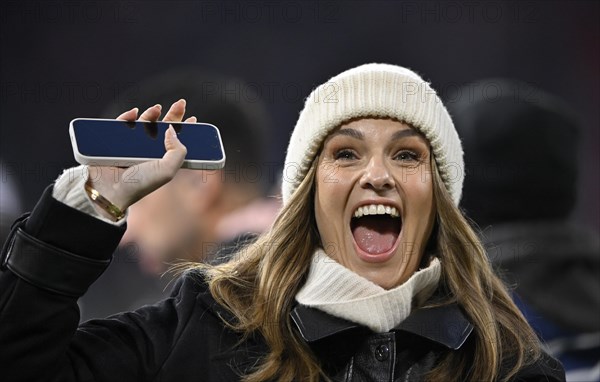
xmin=449 ymin=79 xmax=600 ymax=382
xmin=79 ymin=69 xmax=280 ymax=320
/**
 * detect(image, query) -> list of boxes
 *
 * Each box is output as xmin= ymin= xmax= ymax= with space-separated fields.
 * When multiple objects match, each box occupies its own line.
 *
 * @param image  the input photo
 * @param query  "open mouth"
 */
xmin=350 ymin=204 xmax=402 ymax=257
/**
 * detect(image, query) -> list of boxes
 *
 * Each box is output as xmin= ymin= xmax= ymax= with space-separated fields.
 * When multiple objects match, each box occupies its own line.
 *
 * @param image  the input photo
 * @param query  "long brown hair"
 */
xmin=424 ymin=160 xmax=541 ymax=381
xmin=194 ymin=157 xmax=542 ymax=381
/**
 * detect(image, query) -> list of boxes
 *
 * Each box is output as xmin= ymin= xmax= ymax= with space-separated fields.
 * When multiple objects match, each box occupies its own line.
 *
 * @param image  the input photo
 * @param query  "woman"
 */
xmin=0 ymin=64 xmax=564 ymax=381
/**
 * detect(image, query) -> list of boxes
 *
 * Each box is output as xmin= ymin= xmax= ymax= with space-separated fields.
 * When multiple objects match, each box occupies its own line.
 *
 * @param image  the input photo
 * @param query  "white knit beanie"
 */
xmin=281 ymin=63 xmax=463 ymax=205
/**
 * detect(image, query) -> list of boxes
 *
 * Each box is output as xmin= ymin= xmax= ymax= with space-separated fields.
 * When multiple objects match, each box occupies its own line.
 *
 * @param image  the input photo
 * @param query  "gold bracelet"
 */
xmin=84 ymin=182 xmax=126 ymax=222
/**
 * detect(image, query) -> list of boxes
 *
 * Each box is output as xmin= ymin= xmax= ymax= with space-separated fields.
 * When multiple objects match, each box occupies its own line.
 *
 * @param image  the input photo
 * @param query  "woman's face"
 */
xmin=314 ymin=118 xmax=435 ymax=289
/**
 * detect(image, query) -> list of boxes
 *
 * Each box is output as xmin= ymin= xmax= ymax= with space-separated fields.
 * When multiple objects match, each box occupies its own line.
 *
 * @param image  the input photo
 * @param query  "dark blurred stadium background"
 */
xmin=0 ymin=0 xmax=598 ymax=231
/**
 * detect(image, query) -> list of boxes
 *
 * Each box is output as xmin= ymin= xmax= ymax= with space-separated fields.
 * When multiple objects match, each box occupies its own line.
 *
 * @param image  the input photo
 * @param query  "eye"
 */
xmin=394 ymin=150 xmax=419 ymax=162
xmin=334 ymin=149 xmax=358 ymax=161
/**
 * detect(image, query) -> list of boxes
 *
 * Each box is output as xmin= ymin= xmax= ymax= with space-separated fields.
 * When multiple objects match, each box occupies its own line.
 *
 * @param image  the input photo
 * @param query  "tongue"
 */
xmin=351 ymin=216 xmax=400 ymax=255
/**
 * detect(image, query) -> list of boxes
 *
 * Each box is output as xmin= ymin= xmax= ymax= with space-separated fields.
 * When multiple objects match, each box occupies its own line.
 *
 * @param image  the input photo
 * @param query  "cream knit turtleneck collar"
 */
xmin=295 ymin=249 xmax=441 ymax=333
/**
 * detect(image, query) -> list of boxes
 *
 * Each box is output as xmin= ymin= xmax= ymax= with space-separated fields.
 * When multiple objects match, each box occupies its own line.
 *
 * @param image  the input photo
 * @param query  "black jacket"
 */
xmin=0 ymin=186 xmax=565 ymax=381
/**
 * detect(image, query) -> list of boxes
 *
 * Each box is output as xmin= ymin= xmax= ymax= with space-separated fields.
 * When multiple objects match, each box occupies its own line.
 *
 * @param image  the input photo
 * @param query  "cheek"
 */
xmin=403 ymin=168 xmax=434 ymax=219
xmin=315 ymin=163 xmax=352 ymax=211
xmin=139 ymin=186 xmax=172 ymax=211
xmin=314 ymin=167 xmax=332 ymax=230
xmin=314 ymin=163 xmax=349 ymax=241
xmin=415 ymin=178 xmax=434 ymax=207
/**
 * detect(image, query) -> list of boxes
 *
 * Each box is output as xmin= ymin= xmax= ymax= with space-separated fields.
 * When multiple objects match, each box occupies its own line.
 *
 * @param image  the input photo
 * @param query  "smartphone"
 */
xmin=69 ymin=118 xmax=226 ymax=169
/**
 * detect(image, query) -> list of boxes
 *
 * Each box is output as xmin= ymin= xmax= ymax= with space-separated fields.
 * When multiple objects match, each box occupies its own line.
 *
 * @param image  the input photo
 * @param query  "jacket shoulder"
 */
xmin=169 ymin=269 xmax=210 ymax=296
xmin=170 ymin=268 xmax=238 ymax=324
xmin=168 ymin=268 xmax=213 ymax=308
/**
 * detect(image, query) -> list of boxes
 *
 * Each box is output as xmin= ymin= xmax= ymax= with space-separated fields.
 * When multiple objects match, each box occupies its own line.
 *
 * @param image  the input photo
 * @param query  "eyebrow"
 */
xmin=391 ymin=129 xmax=420 ymax=140
xmin=330 ymin=128 xmax=364 ymax=140
xmin=330 ymin=127 xmax=421 ymax=141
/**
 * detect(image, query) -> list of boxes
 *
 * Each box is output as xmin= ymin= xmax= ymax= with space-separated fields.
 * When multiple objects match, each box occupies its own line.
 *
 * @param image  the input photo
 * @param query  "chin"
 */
xmin=345 ymin=239 xmax=420 ymax=289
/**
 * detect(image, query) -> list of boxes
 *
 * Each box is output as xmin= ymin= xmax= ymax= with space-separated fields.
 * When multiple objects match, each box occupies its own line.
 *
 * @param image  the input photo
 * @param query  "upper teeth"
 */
xmin=353 ymin=204 xmax=399 ymax=218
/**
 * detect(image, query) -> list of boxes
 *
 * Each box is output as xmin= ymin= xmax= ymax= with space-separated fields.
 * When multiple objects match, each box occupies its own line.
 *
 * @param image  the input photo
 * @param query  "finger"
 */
xmin=116 ymin=107 xmax=139 ymax=121
xmin=160 ymin=125 xmax=187 ymax=174
xmin=162 ymin=99 xmax=186 ymax=122
xmin=184 ymin=116 xmax=197 ymax=123
xmin=138 ymin=104 xmax=162 ymax=122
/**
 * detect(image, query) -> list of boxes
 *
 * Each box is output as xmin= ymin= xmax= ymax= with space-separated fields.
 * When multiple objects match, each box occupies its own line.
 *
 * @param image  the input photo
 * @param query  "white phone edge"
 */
xmin=69 ymin=118 xmax=226 ymax=170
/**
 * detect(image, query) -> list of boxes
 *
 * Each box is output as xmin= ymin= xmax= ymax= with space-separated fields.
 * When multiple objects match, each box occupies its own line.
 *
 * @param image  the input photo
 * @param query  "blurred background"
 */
xmin=0 ymin=0 xmax=598 ymax=232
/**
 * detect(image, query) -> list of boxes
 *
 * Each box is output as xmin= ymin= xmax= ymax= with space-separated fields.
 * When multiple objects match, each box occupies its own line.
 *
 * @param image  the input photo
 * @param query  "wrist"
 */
xmin=84 ymin=181 xmax=127 ymax=222
xmin=85 ymin=166 xmax=131 ymax=210
xmin=84 ymin=166 xmax=130 ymax=222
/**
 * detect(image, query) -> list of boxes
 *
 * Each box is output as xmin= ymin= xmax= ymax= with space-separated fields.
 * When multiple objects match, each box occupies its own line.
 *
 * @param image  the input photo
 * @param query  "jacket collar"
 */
xmin=196 ymin=272 xmax=474 ymax=350
xmin=291 ymin=301 xmax=473 ymax=350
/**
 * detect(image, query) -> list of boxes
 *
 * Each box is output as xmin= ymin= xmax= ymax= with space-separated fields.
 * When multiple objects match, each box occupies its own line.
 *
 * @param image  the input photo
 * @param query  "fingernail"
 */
xmin=155 ymin=104 xmax=162 ymax=110
xmin=179 ymin=98 xmax=186 ymax=106
xmin=169 ymin=125 xmax=178 ymax=138
xmin=131 ymin=107 xmax=139 ymax=113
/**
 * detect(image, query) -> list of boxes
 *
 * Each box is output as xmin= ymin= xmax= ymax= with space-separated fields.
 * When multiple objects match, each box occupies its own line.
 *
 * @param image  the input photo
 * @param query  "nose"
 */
xmin=359 ymin=156 xmax=395 ymax=191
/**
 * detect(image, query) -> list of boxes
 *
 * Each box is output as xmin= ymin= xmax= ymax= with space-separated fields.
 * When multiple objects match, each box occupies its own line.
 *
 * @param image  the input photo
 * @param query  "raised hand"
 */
xmin=86 ymin=99 xmax=196 ymax=221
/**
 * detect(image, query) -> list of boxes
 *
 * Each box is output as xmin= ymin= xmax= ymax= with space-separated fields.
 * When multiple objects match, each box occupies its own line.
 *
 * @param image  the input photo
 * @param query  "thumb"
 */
xmin=160 ymin=125 xmax=187 ymax=174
